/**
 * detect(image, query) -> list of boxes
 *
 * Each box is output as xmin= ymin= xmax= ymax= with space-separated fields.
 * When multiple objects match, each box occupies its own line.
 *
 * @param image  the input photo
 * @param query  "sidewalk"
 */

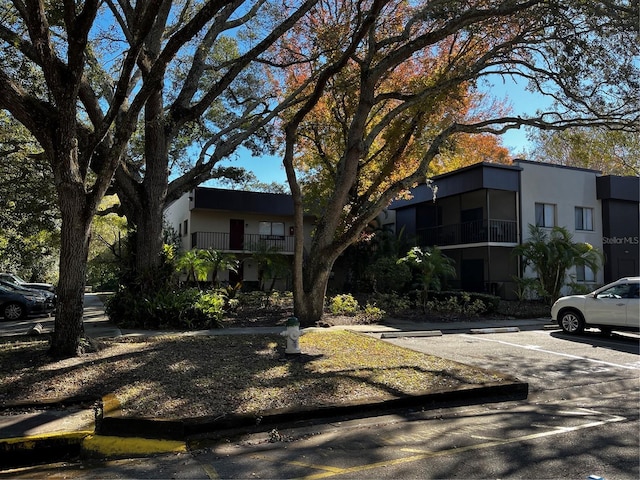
xmin=0 ymin=295 xmax=543 ymax=468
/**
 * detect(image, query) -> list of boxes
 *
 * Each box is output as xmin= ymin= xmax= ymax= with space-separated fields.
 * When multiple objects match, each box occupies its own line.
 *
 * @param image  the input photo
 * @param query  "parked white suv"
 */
xmin=551 ymin=277 xmax=640 ymax=335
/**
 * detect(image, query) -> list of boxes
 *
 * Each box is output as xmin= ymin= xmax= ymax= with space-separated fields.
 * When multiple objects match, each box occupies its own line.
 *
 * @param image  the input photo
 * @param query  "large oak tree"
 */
xmin=275 ymin=0 xmax=639 ymax=325
xmin=0 ymin=0 xmax=317 ymax=357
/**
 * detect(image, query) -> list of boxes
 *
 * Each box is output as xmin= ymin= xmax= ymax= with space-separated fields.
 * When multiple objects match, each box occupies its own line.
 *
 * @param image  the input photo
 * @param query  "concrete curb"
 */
xmin=0 ymin=379 xmax=528 ymax=466
xmin=82 ymin=434 xmax=187 ymax=458
xmin=0 ymin=394 xmax=189 ymax=467
xmin=469 ymin=327 xmax=521 ymax=334
xmin=380 ymin=330 xmax=443 ymax=338
xmin=98 ymin=380 xmax=529 ymax=441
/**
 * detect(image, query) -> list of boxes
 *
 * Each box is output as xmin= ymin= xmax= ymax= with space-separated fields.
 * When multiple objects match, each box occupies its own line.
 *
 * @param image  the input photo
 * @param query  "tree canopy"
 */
xmin=0 ymin=111 xmax=59 ymax=280
xmin=526 ymin=128 xmax=640 ymax=176
xmin=1 ymin=0 xmax=638 ymax=340
xmin=275 ymin=0 xmax=638 ymax=324
xmin=0 ymin=0 xmax=318 ymax=356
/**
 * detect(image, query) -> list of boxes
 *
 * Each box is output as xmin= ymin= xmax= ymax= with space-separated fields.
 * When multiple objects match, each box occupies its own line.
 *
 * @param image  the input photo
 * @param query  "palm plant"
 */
xmin=249 ymin=241 xmax=291 ymax=291
xmin=199 ymin=249 xmax=239 ymax=288
xmin=175 ymin=249 xmax=209 ymax=284
xmin=513 ymin=225 xmax=603 ymax=305
xmin=398 ymin=246 xmax=456 ymax=311
xmin=175 ymin=248 xmax=238 ymax=288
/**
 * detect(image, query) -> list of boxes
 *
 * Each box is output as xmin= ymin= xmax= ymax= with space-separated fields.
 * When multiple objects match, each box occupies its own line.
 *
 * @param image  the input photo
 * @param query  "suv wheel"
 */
xmin=3 ymin=302 xmax=26 ymax=321
xmin=559 ymin=310 xmax=585 ymax=334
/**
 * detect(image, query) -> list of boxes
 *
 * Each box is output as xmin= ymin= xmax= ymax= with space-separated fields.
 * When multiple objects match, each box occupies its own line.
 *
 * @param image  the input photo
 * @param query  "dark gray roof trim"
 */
xmin=597 ymin=176 xmax=640 ymax=202
xmin=513 ymin=158 xmax=602 ymax=174
xmin=193 ymin=187 xmax=295 ymax=215
xmin=390 ymin=162 xmax=520 ymax=209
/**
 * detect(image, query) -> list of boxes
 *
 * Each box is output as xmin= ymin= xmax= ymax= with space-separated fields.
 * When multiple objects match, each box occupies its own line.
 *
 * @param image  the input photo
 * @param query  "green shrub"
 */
xmin=512 ymin=276 xmax=540 ymax=301
xmin=468 ymin=292 xmax=500 ymax=313
xmin=236 ymin=291 xmax=269 ymax=309
xmin=425 ymin=291 xmax=500 ymax=316
xmin=232 ymin=290 xmax=293 ymax=313
xmin=86 ymin=261 xmax=120 ymax=292
xmin=105 ymin=287 xmax=224 ymax=330
xmin=361 ymin=303 xmax=386 ymax=323
xmin=329 ymin=294 xmax=360 ymax=316
xmin=371 ymin=292 xmax=412 ymax=314
xmin=363 ymin=257 xmax=412 ymax=293
xmin=194 ymin=292 xmax=226 ymax=323
xmin=266 ymin=290 xmax=293 ymax=308
xmin=428 ymin=291 xmax=499 ymax=314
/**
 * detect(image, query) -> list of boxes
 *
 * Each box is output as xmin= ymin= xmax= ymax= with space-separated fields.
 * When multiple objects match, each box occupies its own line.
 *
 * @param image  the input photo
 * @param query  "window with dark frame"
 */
xmin=259 ymin=221 xmax=285 ymax=239
xmin=576 ymin=265 xmax=596 ymax=283
xmin=535 ymin=203 xmax=555 ymax=228
xmin=575 ymin=207 xmax=594 ymax=231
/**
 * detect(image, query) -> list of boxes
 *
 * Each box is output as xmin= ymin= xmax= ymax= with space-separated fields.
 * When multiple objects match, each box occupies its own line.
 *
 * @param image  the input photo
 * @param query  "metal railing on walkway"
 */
xmin=191 ymin=232 xmax=295 ymax=253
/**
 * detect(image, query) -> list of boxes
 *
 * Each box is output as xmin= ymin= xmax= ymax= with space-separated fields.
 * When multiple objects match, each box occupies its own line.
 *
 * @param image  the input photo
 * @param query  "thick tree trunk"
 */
xmin=127 ymin=88 xmax=169 ymax=289
xmin=294 ymin=277 xmax=329 ymax=327
xmin=132 ymin=200 xmax=166 ymax=282
xmin=50 ymin=216 xmax=90 ymax=357
xmin=294 ymin=247 xmax=337 ymax=327
xmin=50 ymin=177 xmax=92 ymax=358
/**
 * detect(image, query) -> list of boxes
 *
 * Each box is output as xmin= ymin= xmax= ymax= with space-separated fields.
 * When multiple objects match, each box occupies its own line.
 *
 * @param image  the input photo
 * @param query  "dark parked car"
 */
xmin=0 ymin=273 xmax=56 ymax=293
xmin=0 ymin=279 xmax=56 ymax=309
xmin=0 ymin=285 xmax=52 ymax=321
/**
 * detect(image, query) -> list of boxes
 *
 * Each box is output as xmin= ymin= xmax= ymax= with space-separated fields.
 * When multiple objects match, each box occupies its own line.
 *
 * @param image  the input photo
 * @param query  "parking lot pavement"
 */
xmin=0 ymin=293 xmax=121 ymax=339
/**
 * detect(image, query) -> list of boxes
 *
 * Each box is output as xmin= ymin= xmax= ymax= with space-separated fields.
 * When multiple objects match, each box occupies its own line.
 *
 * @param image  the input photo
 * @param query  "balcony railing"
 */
xmin=191 ymin=232 xmax=295 ymax=254
xmin=417 ymin=219 xmax=518 ymax=247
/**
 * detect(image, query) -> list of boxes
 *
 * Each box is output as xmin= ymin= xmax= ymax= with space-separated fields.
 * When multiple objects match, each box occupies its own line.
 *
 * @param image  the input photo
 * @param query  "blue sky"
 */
xmin=211 ymin=76 xmax=550 ymax=187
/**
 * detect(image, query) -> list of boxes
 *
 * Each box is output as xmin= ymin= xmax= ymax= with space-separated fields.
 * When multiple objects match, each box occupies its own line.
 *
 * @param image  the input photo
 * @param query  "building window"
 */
xmin=535 ymin=203 xmax=555 ymax=228
xmin=259 ymin=221 xmax=285 ymax=237
xmin=576 ymin=265 xmax=596 ymax=283
xmin=183 ymin=219 xmax=188 ymax=236
xmin=575 ymin=207 xmax=593 ymax=231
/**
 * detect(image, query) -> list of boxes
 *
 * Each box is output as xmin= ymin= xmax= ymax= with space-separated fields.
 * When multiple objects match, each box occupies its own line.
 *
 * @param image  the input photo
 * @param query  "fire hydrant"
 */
xmin=281 ymin=316 xmax=303 ymax=354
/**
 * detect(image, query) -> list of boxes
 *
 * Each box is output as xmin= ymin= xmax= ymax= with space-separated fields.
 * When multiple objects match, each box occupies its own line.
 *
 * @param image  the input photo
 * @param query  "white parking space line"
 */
xmin=461 ymin=334 xmax=640 ymax=371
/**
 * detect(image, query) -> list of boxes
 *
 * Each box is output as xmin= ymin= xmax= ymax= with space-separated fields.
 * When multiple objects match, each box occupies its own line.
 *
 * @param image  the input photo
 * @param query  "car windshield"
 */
xmin=596 ymin=283 xmax=639 ymax=299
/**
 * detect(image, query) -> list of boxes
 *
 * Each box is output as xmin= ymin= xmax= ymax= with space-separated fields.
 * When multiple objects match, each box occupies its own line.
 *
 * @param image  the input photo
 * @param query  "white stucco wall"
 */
xmin=163 ymin=189 xmax=315 ymax=289
xmin=515 ymin=160 xmax=604 ymax=289
xmin=163 ymin=192 xmax=192 ymax=250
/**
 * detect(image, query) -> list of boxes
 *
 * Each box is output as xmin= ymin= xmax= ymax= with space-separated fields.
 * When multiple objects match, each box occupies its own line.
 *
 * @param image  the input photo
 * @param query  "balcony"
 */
xmin=191 ymin=232 xmax=295 ymax=254
xmin=417 ymin=219 xmax=518 ymax=247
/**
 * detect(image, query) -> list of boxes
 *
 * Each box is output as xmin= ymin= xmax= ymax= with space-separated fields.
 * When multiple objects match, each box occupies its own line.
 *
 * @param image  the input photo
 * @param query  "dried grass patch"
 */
xmin=0 ymin=331 xmax=508 ymax=419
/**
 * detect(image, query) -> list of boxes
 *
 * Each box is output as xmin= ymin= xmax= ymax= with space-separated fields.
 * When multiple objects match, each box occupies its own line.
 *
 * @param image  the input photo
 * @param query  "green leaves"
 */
xmin=528 ymin=128 xmax=640 ymax=176
xmin=174 ymin=248 xmax=239 ymax=285
xmin=398 ymin=245 xmax=456 ymax=309
xmin=513 ymin=225 xmax=604 ymax=304
xmin=0 ymin=113 xmax=59 ymax=278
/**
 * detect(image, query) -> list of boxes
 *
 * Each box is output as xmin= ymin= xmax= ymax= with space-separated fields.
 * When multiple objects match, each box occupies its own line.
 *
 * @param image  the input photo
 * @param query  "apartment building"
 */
xmin=164 ymin=187 xmax=315 ymax=289
xmin=390 ymin=160 xmax=639 ymax=299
